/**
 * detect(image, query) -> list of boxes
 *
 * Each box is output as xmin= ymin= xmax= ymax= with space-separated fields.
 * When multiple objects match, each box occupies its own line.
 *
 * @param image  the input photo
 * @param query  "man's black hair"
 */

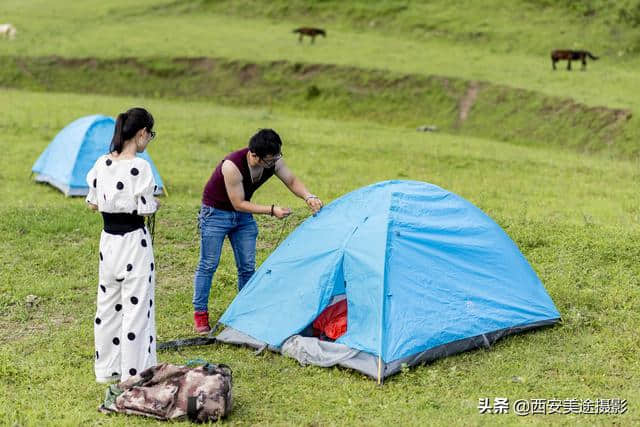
xmin=248 ymin=129 xmax=282 ymax=158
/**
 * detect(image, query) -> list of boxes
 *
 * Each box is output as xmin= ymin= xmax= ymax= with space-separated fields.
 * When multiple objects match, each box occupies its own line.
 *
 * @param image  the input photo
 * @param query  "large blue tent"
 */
xmin=217 ymin=180 xmax=560 ymax=380
xmin=32 ymin=115 xmax=164 ymax=196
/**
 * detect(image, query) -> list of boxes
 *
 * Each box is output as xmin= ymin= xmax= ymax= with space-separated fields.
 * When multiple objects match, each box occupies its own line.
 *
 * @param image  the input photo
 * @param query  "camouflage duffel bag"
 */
xmin=100 ymin=362 xmax=232 ymax=422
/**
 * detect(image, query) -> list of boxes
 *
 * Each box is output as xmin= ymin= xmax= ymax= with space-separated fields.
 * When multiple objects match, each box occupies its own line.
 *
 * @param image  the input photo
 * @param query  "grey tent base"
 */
xmin=34 ymin=174 xmax=90 ymax=196
xmin=34 ymin=174 xmax=165 ymax=196
xmin=216 ymin=318 xmax=560 ymax=381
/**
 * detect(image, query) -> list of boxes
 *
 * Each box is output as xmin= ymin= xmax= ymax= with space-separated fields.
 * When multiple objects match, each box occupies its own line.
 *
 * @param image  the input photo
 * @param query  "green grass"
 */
xmin=0 ymin=56 xmax=633 ymax=156
xmin=1 ymin=89 xmax=639 ymax=425
xmin=1 ymin=0 xmax=640 ymax=424
xmin=2 ymin=0 xmax=640 ymax=157
xmin=1 ymin=0 xmax=640 ymax=112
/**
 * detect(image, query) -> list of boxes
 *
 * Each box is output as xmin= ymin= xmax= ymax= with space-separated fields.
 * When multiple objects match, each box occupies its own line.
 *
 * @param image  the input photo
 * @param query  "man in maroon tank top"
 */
xmin=193 ymin=129 xmax=323 ymax=334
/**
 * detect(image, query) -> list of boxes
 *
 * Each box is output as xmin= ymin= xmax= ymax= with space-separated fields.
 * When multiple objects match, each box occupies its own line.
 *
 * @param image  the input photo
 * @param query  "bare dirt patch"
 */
xmin=238 ymin=63 xmax=259 ymax=84
xmin=457 ymin=81 xmax=479 ymax=125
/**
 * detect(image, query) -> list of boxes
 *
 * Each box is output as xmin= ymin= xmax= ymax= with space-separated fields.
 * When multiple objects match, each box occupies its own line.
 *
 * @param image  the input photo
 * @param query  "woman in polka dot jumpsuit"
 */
xmin=86 ymin=108 xmax=159 ymax=383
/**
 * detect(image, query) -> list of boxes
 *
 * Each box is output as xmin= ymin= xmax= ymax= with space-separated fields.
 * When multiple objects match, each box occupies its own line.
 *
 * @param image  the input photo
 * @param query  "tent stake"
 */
xmin=377 ymin=356 xmax=382 ymax=385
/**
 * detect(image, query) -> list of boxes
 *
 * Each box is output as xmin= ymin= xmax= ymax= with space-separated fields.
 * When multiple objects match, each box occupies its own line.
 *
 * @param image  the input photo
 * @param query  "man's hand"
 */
xmin=273 ymin=206 xmax=292 ymax=219
xmin=305 ymin=196 xmax=323 ymax=214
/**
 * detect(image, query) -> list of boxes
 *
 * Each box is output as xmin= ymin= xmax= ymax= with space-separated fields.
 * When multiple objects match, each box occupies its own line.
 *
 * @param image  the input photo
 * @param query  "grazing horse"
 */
xmin=551 ymin=49 xmax=598 ymax=70
xmin=0 ymin=23 xmax=16 ymax=40
xmin=293 ymin=27 xmax=326 ymax=44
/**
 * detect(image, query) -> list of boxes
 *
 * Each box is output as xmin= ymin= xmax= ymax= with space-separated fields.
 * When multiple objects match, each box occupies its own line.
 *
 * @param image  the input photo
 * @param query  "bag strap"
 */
xmin=157 ymin=336 xmax=216 ymax=351
xmin=187 ymin=396 xmax=198 ymax=422
xmin=202 ymin=362 xmax=232 ymax=377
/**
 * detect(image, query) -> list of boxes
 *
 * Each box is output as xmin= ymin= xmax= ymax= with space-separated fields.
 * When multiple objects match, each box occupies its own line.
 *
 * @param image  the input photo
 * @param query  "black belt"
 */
xmin=102 ymin=212 xmax=145 ymax=235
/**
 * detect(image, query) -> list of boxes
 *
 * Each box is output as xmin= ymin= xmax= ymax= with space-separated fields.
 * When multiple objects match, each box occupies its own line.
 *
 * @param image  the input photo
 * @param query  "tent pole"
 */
xmin=162 ymin=186 xmax=169 ymax=197
xmin=377 ymin=356 xmax=382 ymax=385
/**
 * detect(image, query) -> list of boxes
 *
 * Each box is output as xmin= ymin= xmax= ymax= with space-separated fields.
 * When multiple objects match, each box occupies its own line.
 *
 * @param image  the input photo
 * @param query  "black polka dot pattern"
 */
xmin=150 ymin=263 xmax=154 ymax=271
xmin=99 ymin=252 xmax=103 ymax=261
xmin=96 ymin=351 xmax=99 ymax=359
xmin=115 ymin=304 xmax=122 ymax=312
xmin=130 ymin=296 xmax=138 ymax=305
xmin=127 ymin=264 xmax=133 ymax=272
xmin=142 ymin=228 xmax=147 ymax=235
xmin=131 ymin=168 xmax=139 ymax=176
xmin=129 ymin=368 xmax=137 ymax=376
xmin=106 ymin=159 xmax=112 ymax=166
xmin=150 ymin=299 xmax=153 ymax=307
xmin=116 ymin=182 xmax=124 ymax=190
xmin=103 ymin=194 xmax=106 ymax=201
xmin=154 ymin=185 xmax=157 ymax=192
xmin=100 ymin=285 xmax=106 ymax=293
xmin=116 ymin=277 xmax=124 ymax=282
xmin=112 ymin=372 xmax=119 ymax=377
xmin=127 ymin=332 xmax=136 ymax=341
xmin=147 ymin=310 xmax=150 ymax=318
xmin=148 ymin=346 xmax=151 ymax=353
xmin=95 ymin=317 xmax=101 ymax=325
xmin=150 ymin=336 xmax=153 ymax=343
xmin=112 ymin=337 xmax=120 ymax=345
xmin=93 ymin=178 xmax=97 ymax=188
xmin=141 ymin=239 xmax=147 ymax=247
xmin=148 ymin=276 xmax=152 ymax=283
xmin=141 ymin=196 xmax=146 ymax=205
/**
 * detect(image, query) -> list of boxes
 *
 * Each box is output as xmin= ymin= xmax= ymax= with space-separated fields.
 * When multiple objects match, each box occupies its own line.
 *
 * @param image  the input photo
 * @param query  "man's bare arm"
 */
xmin=222 ymin=160 xmax=290 ymax=218
xmin=275 ymin=160 xmax=323 ymax=213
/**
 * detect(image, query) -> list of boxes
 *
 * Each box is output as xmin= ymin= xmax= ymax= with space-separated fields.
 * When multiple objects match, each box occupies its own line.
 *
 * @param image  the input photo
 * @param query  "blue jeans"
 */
xmin=193 ymin=205 xmax=258 ymax=312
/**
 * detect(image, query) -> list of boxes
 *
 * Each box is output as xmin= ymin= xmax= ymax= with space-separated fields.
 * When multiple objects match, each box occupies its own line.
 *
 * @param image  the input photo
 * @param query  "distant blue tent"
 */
xmin=217 ymin=180 xmax=560 ymax=381
xmin=32 ymin=115 xmax=164 ymax=196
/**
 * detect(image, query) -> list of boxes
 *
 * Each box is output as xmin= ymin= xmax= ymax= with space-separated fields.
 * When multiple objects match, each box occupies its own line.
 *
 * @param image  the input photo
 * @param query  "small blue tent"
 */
xmin=217 ymin=180 xmax=560 ymax=381
xmin=32 ymin=115 xmax=164 ymax=196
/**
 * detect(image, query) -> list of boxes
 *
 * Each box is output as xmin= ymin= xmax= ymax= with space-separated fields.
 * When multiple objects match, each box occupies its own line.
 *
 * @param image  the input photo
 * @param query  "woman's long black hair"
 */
xmin=110 ymin=107 xmax=154 ymax=154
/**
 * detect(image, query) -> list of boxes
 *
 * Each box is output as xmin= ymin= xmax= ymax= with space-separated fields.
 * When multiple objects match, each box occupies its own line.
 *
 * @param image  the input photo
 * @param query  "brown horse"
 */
xmin=551 ymin=50 xmax=599 ymax=70
xmin=293 ymin=27 xmax=326 ymax=44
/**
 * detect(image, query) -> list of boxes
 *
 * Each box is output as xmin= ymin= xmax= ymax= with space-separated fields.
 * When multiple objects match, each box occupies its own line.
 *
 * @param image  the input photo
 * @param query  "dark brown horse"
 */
xmin=293 ymin=27 xmax=326 ymax=43
xmin=551 ymin=50 xmax=599 ymax=70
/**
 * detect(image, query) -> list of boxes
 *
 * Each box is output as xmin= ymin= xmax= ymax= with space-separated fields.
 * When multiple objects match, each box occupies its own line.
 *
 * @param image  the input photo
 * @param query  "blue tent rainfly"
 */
xmin=32 ymin=115 xmax=164 ymax=196
xmin=216 ymin=180 xmax=561 ymax=381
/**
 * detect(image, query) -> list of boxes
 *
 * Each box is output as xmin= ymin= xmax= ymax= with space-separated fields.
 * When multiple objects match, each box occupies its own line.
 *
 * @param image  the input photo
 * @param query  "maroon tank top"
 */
xmin=202 ymin=148 xmax=276 ymax=211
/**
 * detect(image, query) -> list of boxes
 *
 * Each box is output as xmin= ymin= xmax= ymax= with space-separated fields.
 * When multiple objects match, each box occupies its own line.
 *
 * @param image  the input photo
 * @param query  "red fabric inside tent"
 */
xmin=312 ymin=299 xmax=347 ymax=340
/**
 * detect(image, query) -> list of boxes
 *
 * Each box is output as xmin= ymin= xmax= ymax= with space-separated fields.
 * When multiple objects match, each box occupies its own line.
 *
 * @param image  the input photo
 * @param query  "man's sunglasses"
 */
xmin=260 ymin=153 xmax=282 ymax=164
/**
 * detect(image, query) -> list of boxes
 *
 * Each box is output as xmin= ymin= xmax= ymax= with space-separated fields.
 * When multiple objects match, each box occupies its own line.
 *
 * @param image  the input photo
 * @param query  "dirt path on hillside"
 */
xmin=457 ymin=82 xmax=479 ymax=126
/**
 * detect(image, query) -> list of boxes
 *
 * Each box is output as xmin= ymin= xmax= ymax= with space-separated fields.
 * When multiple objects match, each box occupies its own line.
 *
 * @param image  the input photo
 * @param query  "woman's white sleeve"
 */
xmin=135 ymin=161 xmax=158 ymax=215
xmin=85 ymin=164 xmax=98 ymax=205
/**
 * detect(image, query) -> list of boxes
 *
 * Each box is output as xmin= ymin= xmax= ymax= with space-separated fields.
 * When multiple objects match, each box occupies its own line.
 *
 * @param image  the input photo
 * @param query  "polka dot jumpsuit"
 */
xmin=86 ymin=155 xmax=158 ymax=382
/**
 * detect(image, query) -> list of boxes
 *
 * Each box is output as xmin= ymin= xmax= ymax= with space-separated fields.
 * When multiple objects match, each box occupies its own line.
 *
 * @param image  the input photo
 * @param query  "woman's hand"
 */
xmin=273 ymin=206 xmax=292 ymax=219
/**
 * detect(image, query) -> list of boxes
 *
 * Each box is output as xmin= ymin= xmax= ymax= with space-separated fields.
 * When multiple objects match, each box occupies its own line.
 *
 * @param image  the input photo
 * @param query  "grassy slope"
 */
xmin=0 ymin=56 xmax=633 ymax=156
xmin=2 ymin=0 xmax=640 ymax=156
xmin=1 ymin=89 xmax=639 ymax=425
xmin=1 ymin=0 xmax=640 ymax=111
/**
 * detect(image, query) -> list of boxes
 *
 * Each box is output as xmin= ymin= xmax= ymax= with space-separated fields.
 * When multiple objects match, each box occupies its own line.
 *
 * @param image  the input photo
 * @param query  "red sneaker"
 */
xmin=194 ymin=311 xmax=211 ymax=335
